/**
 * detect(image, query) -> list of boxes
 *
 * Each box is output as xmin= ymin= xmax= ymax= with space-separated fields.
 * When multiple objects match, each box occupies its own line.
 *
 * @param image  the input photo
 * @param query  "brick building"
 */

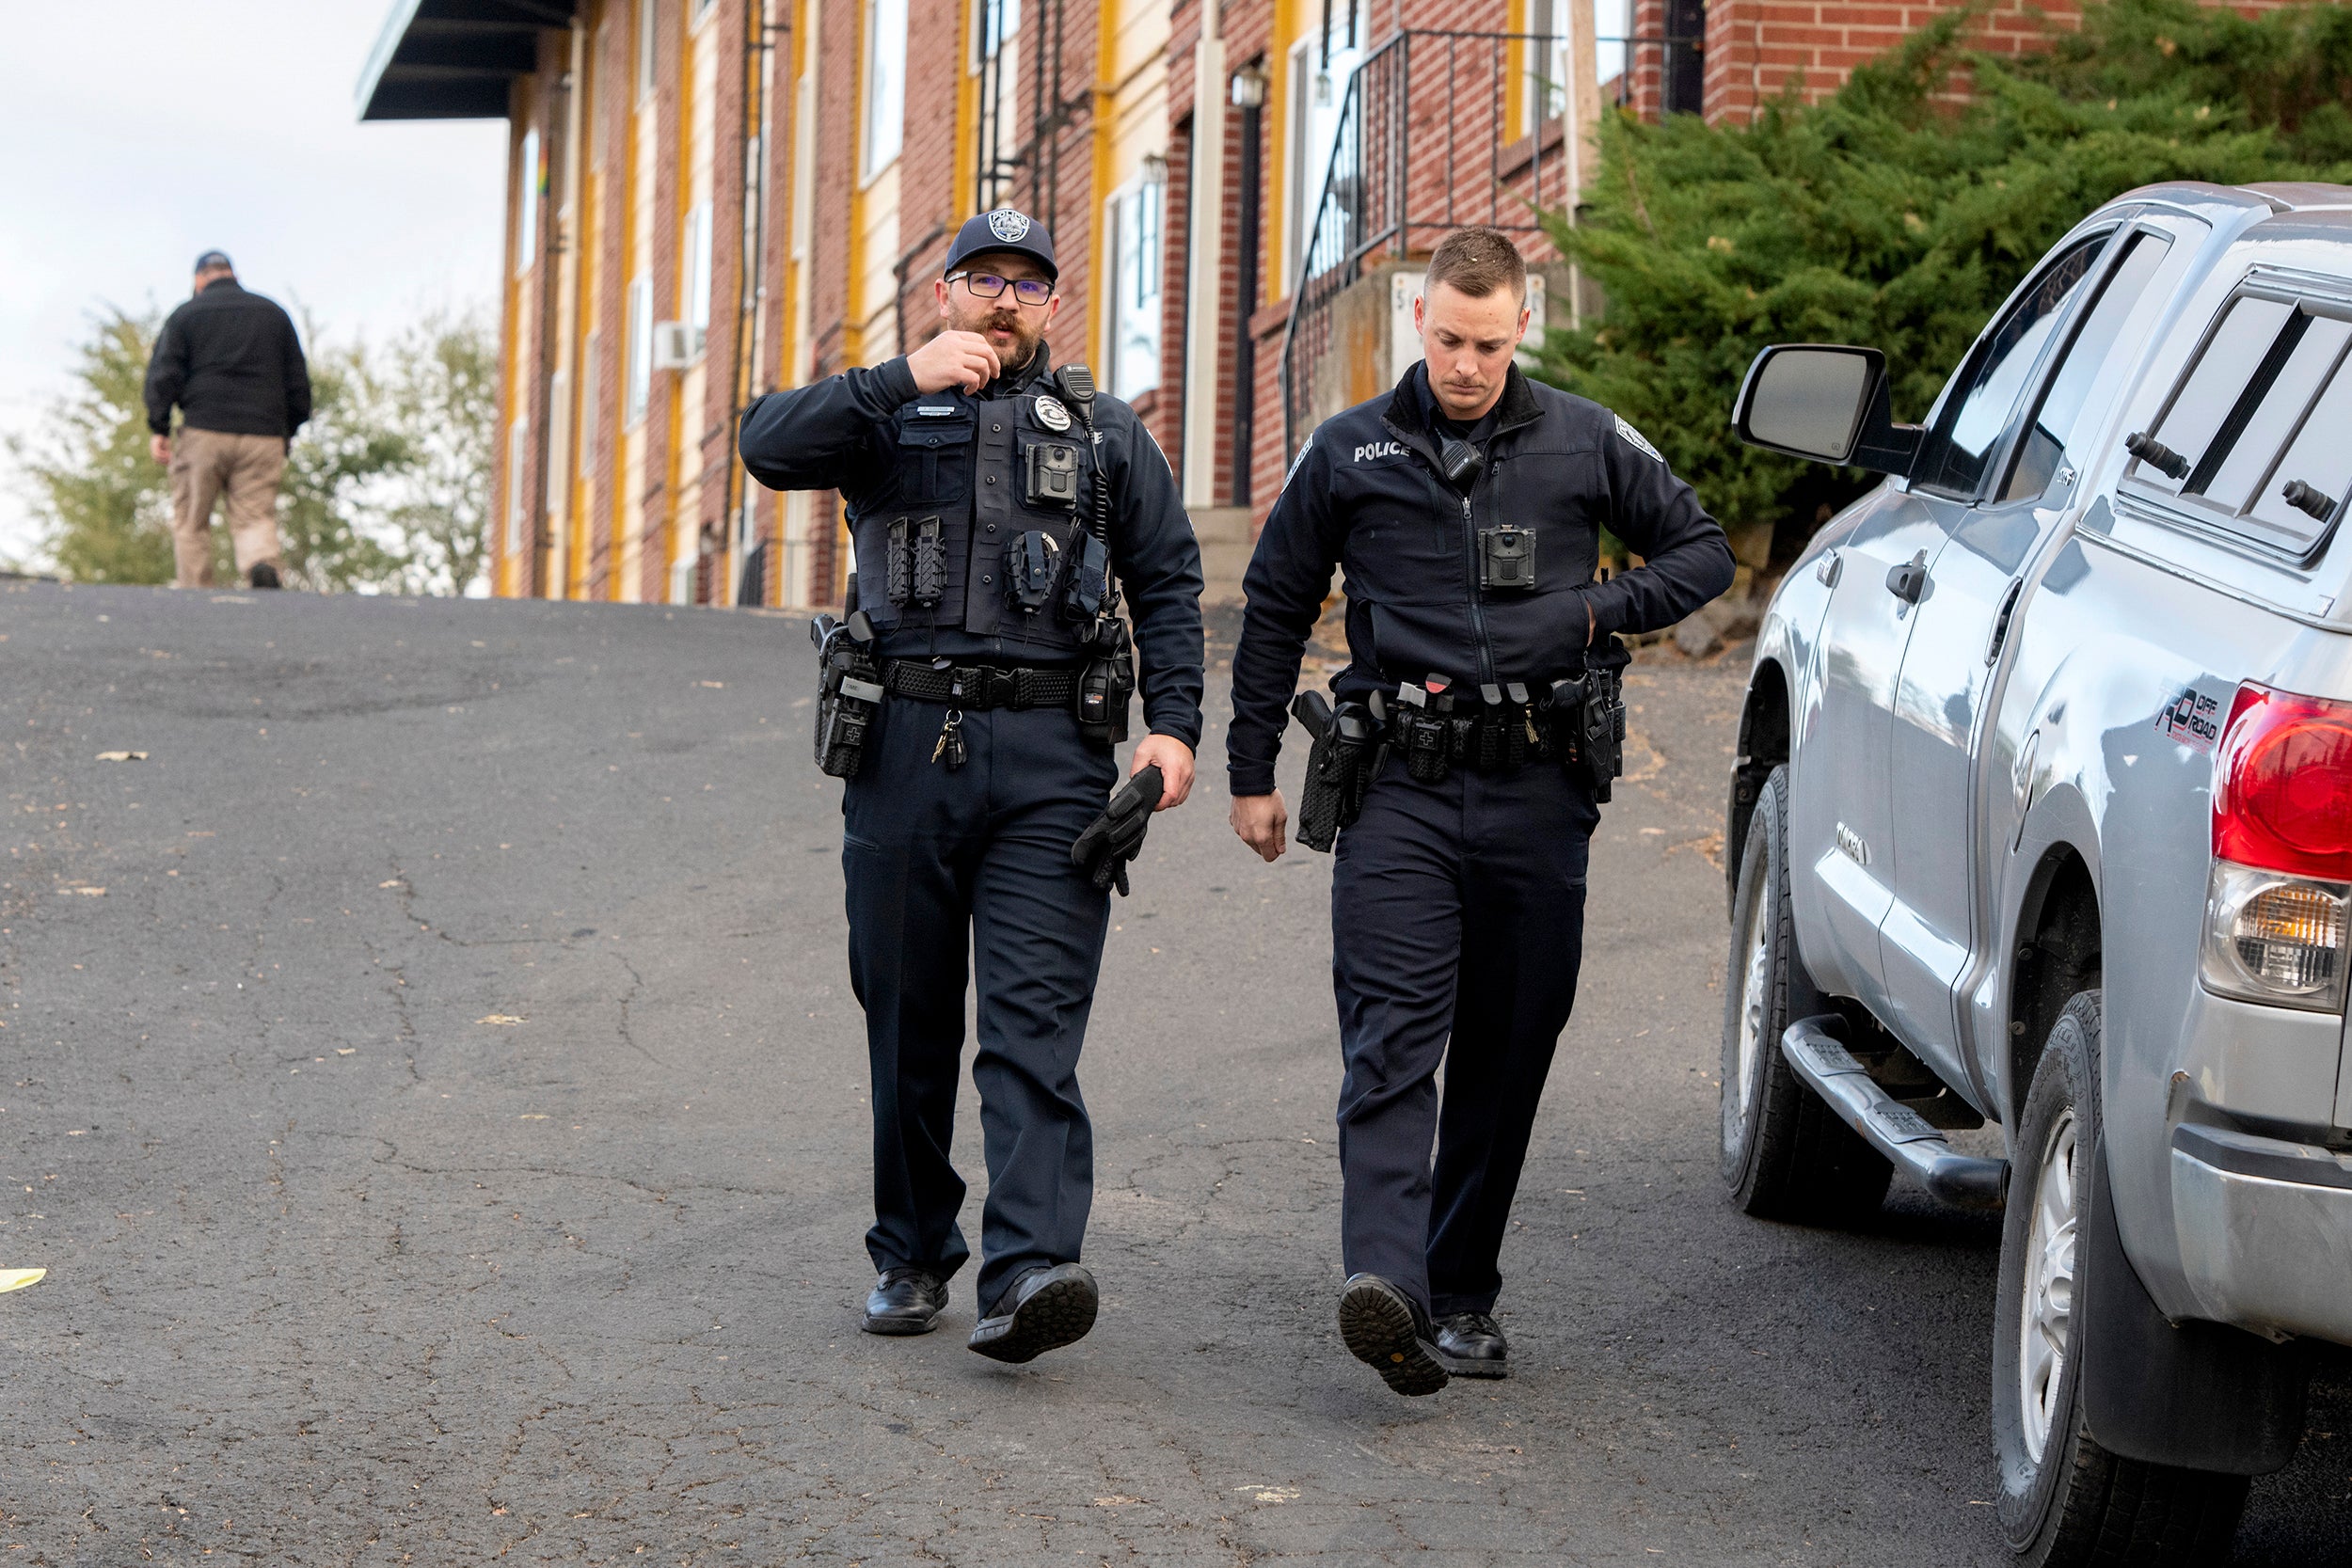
xmin=357 ymin=0 xmax=2272 ymax=609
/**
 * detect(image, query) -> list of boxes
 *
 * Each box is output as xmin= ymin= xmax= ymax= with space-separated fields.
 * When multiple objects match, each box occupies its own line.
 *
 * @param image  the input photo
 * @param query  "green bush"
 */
xmin=1531 ymin=0 xmax=2352 ymax=571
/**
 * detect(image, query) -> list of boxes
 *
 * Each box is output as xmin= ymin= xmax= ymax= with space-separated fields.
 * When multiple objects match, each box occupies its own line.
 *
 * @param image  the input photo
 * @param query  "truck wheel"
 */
xmin=1720 ymin=764 xmax=1893 ymax=1223
xmin=1991 ymin=992 xmax=2249 ymax=1566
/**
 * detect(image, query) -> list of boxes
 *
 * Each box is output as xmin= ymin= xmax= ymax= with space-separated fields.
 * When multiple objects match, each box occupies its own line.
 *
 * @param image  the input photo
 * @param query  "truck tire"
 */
xmin=1720 ymin=764 xmax=1894 ymax=1223
xmin=1991 ymin=992 xmax=2250 ymax=1565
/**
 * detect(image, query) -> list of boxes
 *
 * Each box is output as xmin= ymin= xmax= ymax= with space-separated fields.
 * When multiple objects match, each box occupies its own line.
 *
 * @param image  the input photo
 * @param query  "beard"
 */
xmin=944 ymin=299 xmax=1044 ymax=377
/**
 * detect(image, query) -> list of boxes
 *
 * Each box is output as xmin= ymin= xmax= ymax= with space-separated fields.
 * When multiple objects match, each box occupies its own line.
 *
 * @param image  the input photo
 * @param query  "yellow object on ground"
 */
xmin=0 ymin=1270 xmax=47 ymax=1294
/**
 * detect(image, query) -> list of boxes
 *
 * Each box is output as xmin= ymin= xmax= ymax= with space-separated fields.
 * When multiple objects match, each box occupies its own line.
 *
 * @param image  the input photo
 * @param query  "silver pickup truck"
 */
xmin=1722 ymin=181 xmax=2352 ymax=1567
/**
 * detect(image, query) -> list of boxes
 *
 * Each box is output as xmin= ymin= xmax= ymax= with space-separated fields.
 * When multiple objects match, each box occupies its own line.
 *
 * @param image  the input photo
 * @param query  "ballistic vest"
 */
xmin=849 ymin=368 xmax=1100 ymax=660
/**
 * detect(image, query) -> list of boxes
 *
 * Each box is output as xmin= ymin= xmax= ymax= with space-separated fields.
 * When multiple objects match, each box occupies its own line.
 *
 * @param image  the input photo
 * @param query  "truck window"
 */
xmin=2001 ymin=230 xmax=2176 ymax=502
xmin=2201 ymin=314 xmax=2352 ymax=512
xmin=1921 ymin=234 xmax=2108 ymax=498
xmin=2241 ymin=338 xmax=2352 ymax=552
xmin=2137 ymin=294 xmax=2296 ymax=498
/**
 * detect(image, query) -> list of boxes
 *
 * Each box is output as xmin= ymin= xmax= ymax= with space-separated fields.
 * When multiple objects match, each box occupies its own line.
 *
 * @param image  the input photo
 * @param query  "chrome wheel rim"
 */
xmin=2019 ymin=1108 xmax=2079 ymax=1465
xmin=1725 ymin=863 xmax=1773 ymax=1158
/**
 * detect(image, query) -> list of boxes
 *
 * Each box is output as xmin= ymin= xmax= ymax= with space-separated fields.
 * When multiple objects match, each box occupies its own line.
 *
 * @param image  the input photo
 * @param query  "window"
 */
xmin=636 ymin=0 xmax=657 ymax=102
xmin=977 ymin=0 xmax=1018 ymax=60
xmin=516 ymin=129 xmax=540 ymax=275
xmin=1525 ymin=0 xmax=1576 ymax=123
xmin=686 ymin=201 xmax=714 ymax=343
xmin=1999 ymin=230 xmax=2175 ymax=502
xmin=2137 ymin=294 xmax=2296 ymax=499
xmin=627 ymin=277 xmax=653 ymax=424
xmin=506 ymin=415 xmax=531 ymax=555
xmin=2134 ymin=290 xmax=2352 ymax=555
xmin=1920 ymin=234 xmax=2107 ymax=497
xmin=1285 ymin=5 xmax=1368 ymax=286
xmin=861 ymin=0 xmax=907 ymax=180
xmin=2246 ymin=350 xmax=2352 ymax=550
xmin=1106 ymin=178 xmax=1164 ymax=399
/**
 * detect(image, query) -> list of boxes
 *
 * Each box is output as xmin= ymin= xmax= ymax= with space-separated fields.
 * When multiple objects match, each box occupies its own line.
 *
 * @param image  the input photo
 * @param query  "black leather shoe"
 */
xmin=862 ymin=1266 xmax=947 ymax=1336
xmin=248 ymin=562 xmax=281 ymax=590
xmin=1338 ymin=1274 xmax=1450 ymax=1396
xmin=1434 ymin=1310 xmax=1509 ymax=1378
xmin=967 ymin=1262 xmax=1098 ymax=1363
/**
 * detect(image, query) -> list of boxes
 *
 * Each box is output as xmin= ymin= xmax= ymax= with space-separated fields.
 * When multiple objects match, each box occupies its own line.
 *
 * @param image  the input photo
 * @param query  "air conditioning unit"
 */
xmin=651 ymin=322 xmax=701 ymax=370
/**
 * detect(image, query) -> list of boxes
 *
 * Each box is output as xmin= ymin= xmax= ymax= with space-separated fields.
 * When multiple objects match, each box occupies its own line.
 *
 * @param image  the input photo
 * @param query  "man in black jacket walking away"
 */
xmin=1228 ymin=228 xmax=1734 ymax=1396
xmin=144 ymin=251 xmax=311 ymax=590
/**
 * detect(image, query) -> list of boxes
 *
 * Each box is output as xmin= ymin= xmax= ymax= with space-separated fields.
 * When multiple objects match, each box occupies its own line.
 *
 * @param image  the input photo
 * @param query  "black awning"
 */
xmin=358 ymin=0 xmax=577 ymax=121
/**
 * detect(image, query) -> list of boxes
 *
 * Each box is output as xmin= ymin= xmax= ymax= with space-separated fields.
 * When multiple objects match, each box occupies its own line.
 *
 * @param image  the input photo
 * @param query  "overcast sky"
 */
xmin=0 ymin=1 xmax=508 ymax=565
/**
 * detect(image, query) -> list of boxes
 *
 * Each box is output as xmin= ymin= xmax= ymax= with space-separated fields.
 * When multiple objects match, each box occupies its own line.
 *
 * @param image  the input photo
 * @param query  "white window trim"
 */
xmin=626 ymin=277 xmax=654 ymax=426
xmin=1103 ymin=176 xmax=1165 ymax=401
xmin=860 ymin=0 xmax=908 ymax=185
xmin=636 ymin=0 xmax=658 ymax=103
xmin=516 ymin=128 xmax=540 ymax=276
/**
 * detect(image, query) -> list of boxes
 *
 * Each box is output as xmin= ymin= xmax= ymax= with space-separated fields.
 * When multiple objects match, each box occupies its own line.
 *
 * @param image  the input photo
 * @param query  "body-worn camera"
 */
xmin=1478 ymin=523 xmax=1536 ymax=591
xmin=812 ymin=611 xmax=884 ymax=779
xmin=1025 ymin=440 xmax=1082 ymax=508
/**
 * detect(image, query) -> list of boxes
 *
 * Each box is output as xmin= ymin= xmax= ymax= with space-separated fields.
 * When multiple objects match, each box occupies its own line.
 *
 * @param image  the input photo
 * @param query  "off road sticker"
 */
xmin=2155 ymin=686 xmax=2222 ymax=753
xmin=1615 ymin=416 xmax=1663 ymax=462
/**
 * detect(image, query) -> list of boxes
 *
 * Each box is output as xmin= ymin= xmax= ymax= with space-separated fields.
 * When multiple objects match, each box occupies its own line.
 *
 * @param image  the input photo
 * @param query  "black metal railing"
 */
xmin=1277 ymin=29 xmax=1697 ymax=459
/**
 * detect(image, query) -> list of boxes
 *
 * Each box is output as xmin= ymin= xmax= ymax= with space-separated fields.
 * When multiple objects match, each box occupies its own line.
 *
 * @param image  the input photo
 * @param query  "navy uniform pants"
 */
xmin=841 ymin=694 xmax=1117 ymax=1311
xmin=1330 ymin=754 xmax=1597 ymax=1318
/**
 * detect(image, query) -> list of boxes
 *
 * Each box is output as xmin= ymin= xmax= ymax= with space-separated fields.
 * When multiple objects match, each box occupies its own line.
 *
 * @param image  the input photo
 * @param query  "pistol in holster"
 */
xmin=1549 ymin=658 xmax=1627 ymax=803
xmin=1291 ymin=689 xmax=1387 ymax=852
xmin=811 ymin=610 xmax=884 ymax=780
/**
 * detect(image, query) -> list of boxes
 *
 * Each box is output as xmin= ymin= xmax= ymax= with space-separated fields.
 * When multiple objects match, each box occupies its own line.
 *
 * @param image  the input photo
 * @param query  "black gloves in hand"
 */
xmin=1072 ymin=764 xmax=1164 ymax=897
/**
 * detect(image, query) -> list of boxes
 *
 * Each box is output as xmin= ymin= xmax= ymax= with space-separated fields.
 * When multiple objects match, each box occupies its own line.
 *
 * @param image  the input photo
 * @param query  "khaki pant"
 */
xmin=168 ymin=427 xmax=285 ymax=588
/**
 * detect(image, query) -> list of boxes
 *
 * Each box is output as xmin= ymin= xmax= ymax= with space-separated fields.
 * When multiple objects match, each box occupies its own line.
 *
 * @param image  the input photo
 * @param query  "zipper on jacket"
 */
xmin=1460 ymin=493 xmax=1498 ymax=687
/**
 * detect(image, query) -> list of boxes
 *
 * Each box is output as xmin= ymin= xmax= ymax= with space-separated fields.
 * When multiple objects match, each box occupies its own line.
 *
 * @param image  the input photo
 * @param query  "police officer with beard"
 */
xmin=739 ymin=209 xmax=1204 ymax=1364
xmin=1228 ymin=229 xmax=1733 ymax=1396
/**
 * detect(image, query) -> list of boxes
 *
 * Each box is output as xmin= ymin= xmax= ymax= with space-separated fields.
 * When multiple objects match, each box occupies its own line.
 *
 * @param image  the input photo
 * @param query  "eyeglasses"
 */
xmin=947 ymin=271 xmax=1054 ymax=307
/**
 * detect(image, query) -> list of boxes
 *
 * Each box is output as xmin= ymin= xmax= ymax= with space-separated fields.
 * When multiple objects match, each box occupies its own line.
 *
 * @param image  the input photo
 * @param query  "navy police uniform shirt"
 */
xmin=1227 ymin=361 xmax=1736 ymax=795
xmin=738 ymin=348 xmax=1206 ymax=751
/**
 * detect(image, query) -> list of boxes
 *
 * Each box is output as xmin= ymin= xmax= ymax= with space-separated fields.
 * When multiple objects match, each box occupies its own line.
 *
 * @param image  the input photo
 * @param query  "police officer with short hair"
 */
xmin=739 ymin=208 xmax=1204 ymax=1364
xmin=1228 ymin=227 xmax=1734 ymax=1395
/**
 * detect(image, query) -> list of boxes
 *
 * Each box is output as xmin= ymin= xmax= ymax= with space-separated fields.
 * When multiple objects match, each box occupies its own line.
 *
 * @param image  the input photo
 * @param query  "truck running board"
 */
xmin=1781 ymin=1015 xmax=2009 ymax=1210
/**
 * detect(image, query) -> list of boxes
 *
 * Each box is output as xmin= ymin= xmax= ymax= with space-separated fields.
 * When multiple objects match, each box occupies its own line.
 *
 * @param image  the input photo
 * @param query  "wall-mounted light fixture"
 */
xmin=1230 ymin=64 xmax=1268 ymax=109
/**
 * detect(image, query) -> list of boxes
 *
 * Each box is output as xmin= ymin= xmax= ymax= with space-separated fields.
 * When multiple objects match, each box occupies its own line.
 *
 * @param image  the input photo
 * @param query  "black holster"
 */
xmin=812 ymin=612 xmax=883 ymax=780
xmin=1292 ymin=691 xmax=1384 ymax=852
xmin=1549 ymin=661 xmax=1627 ymax=802
xmin=1075 ymin=616 xmax=1135 ymax=745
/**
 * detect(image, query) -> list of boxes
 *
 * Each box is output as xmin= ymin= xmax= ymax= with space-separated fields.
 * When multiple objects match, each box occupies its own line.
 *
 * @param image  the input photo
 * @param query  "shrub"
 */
xmin=1532 ymin=0 xmax=2352 ymax=569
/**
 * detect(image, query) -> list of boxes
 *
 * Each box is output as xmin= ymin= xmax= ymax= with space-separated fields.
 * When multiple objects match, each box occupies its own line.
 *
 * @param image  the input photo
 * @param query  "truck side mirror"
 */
xmin=1733 ymin=344 xmax=1924 ymax=479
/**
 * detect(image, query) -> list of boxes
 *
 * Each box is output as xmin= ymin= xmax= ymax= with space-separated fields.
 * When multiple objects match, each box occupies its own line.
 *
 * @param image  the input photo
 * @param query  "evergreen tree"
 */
xmin=1533 ymin=0 xmax=2352 ymax=568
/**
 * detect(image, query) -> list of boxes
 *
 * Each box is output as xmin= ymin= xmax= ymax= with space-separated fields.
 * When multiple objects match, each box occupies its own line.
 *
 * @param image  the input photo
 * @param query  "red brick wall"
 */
xmin=591 ymin=8 xmax=630 ymax=600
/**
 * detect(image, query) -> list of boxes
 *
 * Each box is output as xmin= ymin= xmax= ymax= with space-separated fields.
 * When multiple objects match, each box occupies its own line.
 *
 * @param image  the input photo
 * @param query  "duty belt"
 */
xmin=1381 ymin=682 xmax=1559 ymax=776
xmin=882 ymin=660 xmax=1080 ymax=710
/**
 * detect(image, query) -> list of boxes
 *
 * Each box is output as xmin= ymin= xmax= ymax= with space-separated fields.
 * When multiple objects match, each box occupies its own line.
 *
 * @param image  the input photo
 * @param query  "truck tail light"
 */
xmin=2203 ymin=684 xmax=2352 ymax=1011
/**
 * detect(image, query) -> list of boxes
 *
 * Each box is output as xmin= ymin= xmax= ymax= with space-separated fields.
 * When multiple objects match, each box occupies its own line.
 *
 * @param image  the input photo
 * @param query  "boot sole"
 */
xmin=1437 ymin=1351 xmax=1509 ymax=1379
xmin=861 ymin=1308 xmax=944 ymax=1337
xmin=967 ymin=1266 xmax=1097 ymax=1364
xmin=1339 ymin=1280 xmax=1450 ymax=1396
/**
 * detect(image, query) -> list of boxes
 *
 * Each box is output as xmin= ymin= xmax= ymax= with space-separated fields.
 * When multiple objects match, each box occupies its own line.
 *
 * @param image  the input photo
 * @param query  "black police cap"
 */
xmin=944 ymin=209 xmax=1057 ymax=284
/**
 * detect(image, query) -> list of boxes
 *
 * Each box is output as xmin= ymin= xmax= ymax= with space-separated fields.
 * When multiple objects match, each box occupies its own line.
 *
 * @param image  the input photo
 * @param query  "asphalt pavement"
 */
xmin=2 ymin=578 xmax=2346 ymax=1566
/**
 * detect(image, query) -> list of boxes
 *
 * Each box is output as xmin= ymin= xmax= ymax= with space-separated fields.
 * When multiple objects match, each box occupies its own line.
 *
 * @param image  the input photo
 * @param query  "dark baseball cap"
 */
xmin=943 ymin=209 xmax=1057 ymax=284
xmin=194 ymin=250 xmax=234 ymax=273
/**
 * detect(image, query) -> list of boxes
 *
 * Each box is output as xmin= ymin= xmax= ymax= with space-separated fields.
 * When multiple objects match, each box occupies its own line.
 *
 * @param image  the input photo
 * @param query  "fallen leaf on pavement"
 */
xmin=478 ymin=1014 xmax=524 ymax=1026
xmin=0 ymin=1270 xmax=45 ymax=1294
xmin=378 ymin=879 xmax=402 ymax=889
xmin=699 ymin=681 xmax=724 ymax=688
xmin=518 ymin=1114 xmax=548 ymax=1120
xmin=94 ymin=752 xmax=148 ymax=763
xmin=335 ymin=1048 xmax=356 ymax=1055
xmin=70 ymin=887 xmax=105 ymax=897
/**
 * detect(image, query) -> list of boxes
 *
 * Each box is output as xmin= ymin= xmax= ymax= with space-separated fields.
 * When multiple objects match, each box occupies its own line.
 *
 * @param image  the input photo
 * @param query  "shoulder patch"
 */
xmin=1281 ymin=433 xmax=1315 ymax=489
xmin=1614 ymin=415 xmax=1663 ymax=463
